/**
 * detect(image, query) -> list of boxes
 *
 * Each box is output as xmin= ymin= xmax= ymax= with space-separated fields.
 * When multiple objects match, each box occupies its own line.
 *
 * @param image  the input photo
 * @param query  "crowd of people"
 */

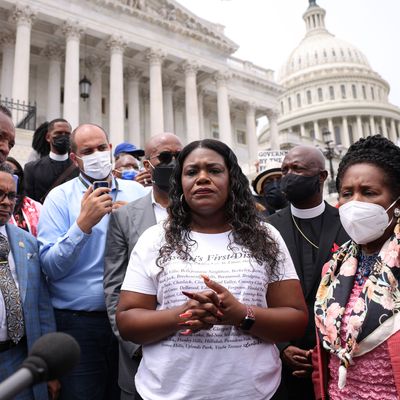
xmin=0 ymin=103 xmax=399 ymax=400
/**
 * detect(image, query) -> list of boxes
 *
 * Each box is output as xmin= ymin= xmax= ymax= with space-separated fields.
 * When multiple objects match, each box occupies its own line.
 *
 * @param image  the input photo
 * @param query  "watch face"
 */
xmin=240 ymin=316 xmax=255 ymax=331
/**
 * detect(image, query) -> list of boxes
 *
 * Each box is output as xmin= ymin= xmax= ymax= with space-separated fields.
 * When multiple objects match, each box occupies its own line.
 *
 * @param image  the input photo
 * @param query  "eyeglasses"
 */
xmin=149 ymin=151 xmax=180 ymax=164
xmin=0 ymin=190 xmax=17 ymax=202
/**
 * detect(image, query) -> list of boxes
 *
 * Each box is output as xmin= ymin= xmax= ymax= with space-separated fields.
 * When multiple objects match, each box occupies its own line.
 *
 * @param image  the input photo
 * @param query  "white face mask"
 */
xmin=76 ymin=150 xmax=112 ymax=180
xmin=339 ymin=199 xmax=398 ymax=245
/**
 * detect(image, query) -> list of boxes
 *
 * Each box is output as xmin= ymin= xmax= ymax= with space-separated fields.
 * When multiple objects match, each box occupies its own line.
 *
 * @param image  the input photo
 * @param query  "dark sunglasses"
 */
xmin=150 ymin=151 xmax=180 ymax=164
xmin=0 ymin=189 xmax=17 ymax=202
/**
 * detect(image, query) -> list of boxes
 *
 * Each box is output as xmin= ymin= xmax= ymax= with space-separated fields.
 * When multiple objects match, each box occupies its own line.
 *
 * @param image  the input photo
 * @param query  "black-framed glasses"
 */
xmin=149 ymin=151 xmax=180 ymax=164
xmin=0 ymin=190 xmax=17 ymax=202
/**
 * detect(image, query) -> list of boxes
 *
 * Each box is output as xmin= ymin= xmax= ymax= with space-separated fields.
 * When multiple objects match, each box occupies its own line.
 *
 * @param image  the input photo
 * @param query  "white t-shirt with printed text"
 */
xmin=121 ymin=223 xmax=298 ymax=400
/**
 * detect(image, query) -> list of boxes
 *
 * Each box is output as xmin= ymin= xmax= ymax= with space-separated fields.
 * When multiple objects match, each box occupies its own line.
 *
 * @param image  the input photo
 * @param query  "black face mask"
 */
xmin=263 ymin=181 xmax=288 ymax=210
xmin=152 ymin=161 xmax=176 ymax=192
xmin=52 ymin=135 xmax=70 ymax=154
xmin=280 ymin=173 xmax=320 ymax=203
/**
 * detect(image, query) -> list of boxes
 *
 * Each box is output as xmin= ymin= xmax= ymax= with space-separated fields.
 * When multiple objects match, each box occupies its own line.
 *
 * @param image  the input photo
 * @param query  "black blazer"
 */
xmin=268 ymin=202 xmax=349 ymax=350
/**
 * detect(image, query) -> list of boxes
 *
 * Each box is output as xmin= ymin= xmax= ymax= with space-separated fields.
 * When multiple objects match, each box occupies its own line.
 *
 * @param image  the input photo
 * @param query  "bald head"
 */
xmin=144 ymin=132 xmax=182 ymax=159
xmin=70 ymin=124 xmax=109 ymax=153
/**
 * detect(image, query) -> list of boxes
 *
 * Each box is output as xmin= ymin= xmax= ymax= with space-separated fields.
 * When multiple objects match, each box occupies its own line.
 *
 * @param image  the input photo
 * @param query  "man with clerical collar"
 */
xmin=104 ymin=132 xmax=182 ymax=399
xmin=268 ymin=145 xmax=349 ymax=400
xmin=37 ymin=124 xmax=147 ymax=400
xmin=24 ymin=118 xmax=78 ymax=203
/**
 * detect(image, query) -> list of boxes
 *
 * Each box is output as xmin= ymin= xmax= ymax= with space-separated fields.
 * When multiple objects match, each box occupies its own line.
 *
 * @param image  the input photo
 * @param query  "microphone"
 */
xmin=0 ymin=332 xmax=80 ymax=400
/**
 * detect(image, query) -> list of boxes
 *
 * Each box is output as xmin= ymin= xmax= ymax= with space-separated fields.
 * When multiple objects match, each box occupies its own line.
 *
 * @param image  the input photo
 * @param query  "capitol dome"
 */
xmin=259 ymin=0 xmax=400 ymax=168
xmin=279 ymin=3 xmax=372 ymax=83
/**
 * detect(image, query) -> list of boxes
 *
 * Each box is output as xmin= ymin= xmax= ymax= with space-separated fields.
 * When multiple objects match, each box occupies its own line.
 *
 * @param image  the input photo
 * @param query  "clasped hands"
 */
xmin=177 ymin=274 xmax=247 ymax=335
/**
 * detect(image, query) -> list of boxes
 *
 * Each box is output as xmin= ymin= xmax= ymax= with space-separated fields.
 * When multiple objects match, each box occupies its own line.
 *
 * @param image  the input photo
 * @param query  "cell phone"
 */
xmin=93 ymin=181 xmax=109 ymax=190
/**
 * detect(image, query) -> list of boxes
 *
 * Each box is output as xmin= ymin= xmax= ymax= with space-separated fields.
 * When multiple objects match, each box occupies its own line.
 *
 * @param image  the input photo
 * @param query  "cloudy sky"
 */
xmin=178 ymin=0 xmax=400 ymax=107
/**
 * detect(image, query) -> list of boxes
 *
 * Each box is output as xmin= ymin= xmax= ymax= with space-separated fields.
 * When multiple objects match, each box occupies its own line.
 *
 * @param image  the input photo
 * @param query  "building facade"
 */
xmin=0 ymin=0 xmax=282 ymax=171
xmin=259 ymin=1 xmax=400 ymax=158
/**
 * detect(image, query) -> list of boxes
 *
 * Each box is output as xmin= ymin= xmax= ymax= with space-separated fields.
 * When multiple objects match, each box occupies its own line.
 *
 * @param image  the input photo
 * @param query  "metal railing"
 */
xmin=0 ymin=96 xmax=36 ymax=130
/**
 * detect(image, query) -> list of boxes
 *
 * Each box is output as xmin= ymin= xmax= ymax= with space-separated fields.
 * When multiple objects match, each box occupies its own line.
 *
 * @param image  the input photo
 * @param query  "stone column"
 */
xmin=198 ymin=87 xmax=205 ymax=139
xmin=86 ymin=55 xmax=105 ymax=126
xmin=173 ymin=98 xmax=185 ymax=142
xmin=126 ymin=67 xmax=142 ymax=147
xmin=266 ymin=109 xmax=279 ymax=149
xmin=356 ymin=116 xmax=363 ymax=140
xmin=342 ymin=116 xmax=351 ymax=148
xmin=62 ymin=21 xmax=82 ymax=129
xmin=313 ymin=120 xmax=321 ymax=141
xmin=369 ymin=116 xmax=376 ymax=135
xmin=146 ymin=49 xmax=165 ymax=135
xmin=246 ymin=102 xmax=258 ymax=173
xmin=300 ymin=123 xmax=306 ymax=137
xmin=10 ymin=5 xmax=36 ymax=105
xmin=107 ymin=35 xmax=126 ymax=145
xmin=0 ymin=32 xmax=15 ymax=100
xmin=214 ymin=72 xmax=232 ymax=148
xmin=183 ymin=61 xmax=200 ymax=143
xmin=381 ymin=117 xmax=388 ymax=139
xmin=163 ymin=77 xmax=175 ymax=133
xmin=44 ymin=44 xmax=63 ymax=120
xmin=390 ymin=118 xmax=397 ymax=143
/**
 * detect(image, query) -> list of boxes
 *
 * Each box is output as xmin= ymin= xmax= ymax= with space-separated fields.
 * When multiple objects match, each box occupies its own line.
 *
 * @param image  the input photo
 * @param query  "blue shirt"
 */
xmin=37 ymin=175 xmax=147 ymax=311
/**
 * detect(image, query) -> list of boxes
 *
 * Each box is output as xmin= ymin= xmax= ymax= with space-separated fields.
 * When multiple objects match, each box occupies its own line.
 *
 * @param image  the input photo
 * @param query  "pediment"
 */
xmin=94 ymin=0 xmax=239 ymax=54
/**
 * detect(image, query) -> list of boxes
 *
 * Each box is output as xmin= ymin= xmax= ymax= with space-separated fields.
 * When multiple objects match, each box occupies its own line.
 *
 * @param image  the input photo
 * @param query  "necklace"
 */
xmin=356 ymin=252 xmax=378 ymax=286
xmin=291 ymin=214 xmax=319 ymax=249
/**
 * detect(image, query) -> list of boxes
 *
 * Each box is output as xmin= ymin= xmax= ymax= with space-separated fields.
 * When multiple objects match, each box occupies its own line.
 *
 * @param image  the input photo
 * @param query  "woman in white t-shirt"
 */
xmin=117 ymin=139 xmax=308 ymax=400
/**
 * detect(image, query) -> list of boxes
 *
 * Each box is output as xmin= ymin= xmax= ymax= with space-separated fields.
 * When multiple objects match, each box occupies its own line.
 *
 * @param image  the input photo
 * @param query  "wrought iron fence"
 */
xmin=0 ymin=96 xmax=36 ymax=130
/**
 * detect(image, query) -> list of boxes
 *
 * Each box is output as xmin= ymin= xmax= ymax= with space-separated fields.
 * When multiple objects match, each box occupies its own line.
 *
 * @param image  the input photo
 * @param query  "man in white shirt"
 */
xmin=104 ymin=132 xmax=182 ymax=399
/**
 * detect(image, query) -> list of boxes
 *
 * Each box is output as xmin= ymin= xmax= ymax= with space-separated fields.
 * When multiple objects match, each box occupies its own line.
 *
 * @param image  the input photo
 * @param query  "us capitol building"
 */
xmin=259 ymin=0 xmax=400 ymax=155
xmin=0 ymin=0 xmax=281 ymax=173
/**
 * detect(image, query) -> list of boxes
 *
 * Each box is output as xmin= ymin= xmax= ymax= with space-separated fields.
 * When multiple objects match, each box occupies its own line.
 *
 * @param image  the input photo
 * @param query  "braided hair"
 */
xmin=156 ymin=139 xmax=281 ymax=279
xmin=336 ymin=135 xmax=400 ymax=198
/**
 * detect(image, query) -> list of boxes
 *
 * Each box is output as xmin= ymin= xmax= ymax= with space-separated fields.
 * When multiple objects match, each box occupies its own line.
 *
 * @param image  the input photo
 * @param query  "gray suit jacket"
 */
xmin=104 ymin=192 xmax=156 ymax=394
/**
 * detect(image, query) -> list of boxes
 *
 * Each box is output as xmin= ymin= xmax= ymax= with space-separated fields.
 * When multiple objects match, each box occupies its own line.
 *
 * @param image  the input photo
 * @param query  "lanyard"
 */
xmin=78 ymin=175 xmax=119 ymax=202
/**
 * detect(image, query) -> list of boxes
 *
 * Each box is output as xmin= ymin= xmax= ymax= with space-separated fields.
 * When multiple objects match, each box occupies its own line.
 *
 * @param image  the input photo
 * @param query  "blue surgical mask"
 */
xmin=121 ymin=169 xmax=138 ymax=180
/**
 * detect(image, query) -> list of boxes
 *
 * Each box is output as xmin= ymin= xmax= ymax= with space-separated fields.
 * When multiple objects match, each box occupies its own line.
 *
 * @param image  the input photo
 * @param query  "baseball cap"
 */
xmin=252 ymin=161 xmax=283 ymax=195
xmin=114 ymin=142 xmax=145 ymax=158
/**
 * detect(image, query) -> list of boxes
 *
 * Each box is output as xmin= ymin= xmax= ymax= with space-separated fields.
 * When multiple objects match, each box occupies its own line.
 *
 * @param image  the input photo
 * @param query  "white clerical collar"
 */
xmin=49 ymin=151 xmax=69 ymax=161
xmin=291 ymin=201 xmax=325 ymax=219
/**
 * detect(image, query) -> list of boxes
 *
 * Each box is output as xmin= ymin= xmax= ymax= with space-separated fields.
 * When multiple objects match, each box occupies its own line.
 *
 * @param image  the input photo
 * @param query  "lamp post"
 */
xmin=322 ymin=130 xmax=337 ymax=194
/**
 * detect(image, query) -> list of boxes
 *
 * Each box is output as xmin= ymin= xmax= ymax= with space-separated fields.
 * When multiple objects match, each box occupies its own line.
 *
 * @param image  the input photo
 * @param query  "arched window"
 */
xmin=280 ymin=101 xmax=284 ymax=114
xmin=288 ymin=97 xmax=292 ymax=111
xmin=329 ymin=86 xmax=335 ymax=100
xmin=307 ymin=90 xmax=312 ymax=105
xmin=296 ymin=93 xmax=301 ymax=107
xmin=362 ymin=85 xmax=367 ymax=99
xmin=371 ymin=87 xmax=375 ymax=100
xmin=352 ymin=84 xmax=357 ymax=99
xmin=341 ymin=84 xmax=346 ymax=99
xmin=318 ymin=88 xmax=323 ymax=102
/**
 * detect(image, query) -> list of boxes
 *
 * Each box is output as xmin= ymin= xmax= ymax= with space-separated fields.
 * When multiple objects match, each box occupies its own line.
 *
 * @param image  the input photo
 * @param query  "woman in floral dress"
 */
xmin=313 ymin=134 xmax=400 ymax=400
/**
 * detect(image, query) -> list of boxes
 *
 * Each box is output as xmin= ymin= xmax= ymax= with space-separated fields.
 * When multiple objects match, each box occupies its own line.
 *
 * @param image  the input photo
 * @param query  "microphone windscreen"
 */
xmin=28 ymin=332 xmax=80 ymax=380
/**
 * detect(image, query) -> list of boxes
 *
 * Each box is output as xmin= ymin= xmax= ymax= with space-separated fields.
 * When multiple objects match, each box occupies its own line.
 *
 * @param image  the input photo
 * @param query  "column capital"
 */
xmin=146 ymin=48 xmax=165 ymax=65
xmin=62 ymin=21 xmax=84 ymax=40
xmin=43 ymin=43 xmax=64 ymax=62
xmin=163 ymin=76 xmax=176 ymax=91
xmin=182 ymin=60 xmax=199 ymax=76
xmin=245 ymin=102 xmax=257 ymax=114
xmin=10 ymin=4 xmax=36 ymax=27
xmin=106 ymin=35 xmax=126 ymax=54
xmin=125 ymin=66 xmax=142 ymax=82
xmin=213 ymin=71 xmax=231 ymax=87
xmin=86 ymin=54 xmax=106 ymax=72
xmin=0 ymin=31 xmax=15 ymax=47
xmin=265 ymin=108 xmax=279 ymax=121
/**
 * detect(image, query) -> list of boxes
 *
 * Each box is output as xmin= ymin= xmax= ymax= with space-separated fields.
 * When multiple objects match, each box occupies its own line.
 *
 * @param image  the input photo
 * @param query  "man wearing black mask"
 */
xmin=104 ymin=132 xmax=182 ymax=400
xmin=268 ymin=145 xmax=349 ymax=400
xmin=24 ymin=118 xmax=78 ymax=203
xmin=252 ymin=161 xmax=288 ymax=216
